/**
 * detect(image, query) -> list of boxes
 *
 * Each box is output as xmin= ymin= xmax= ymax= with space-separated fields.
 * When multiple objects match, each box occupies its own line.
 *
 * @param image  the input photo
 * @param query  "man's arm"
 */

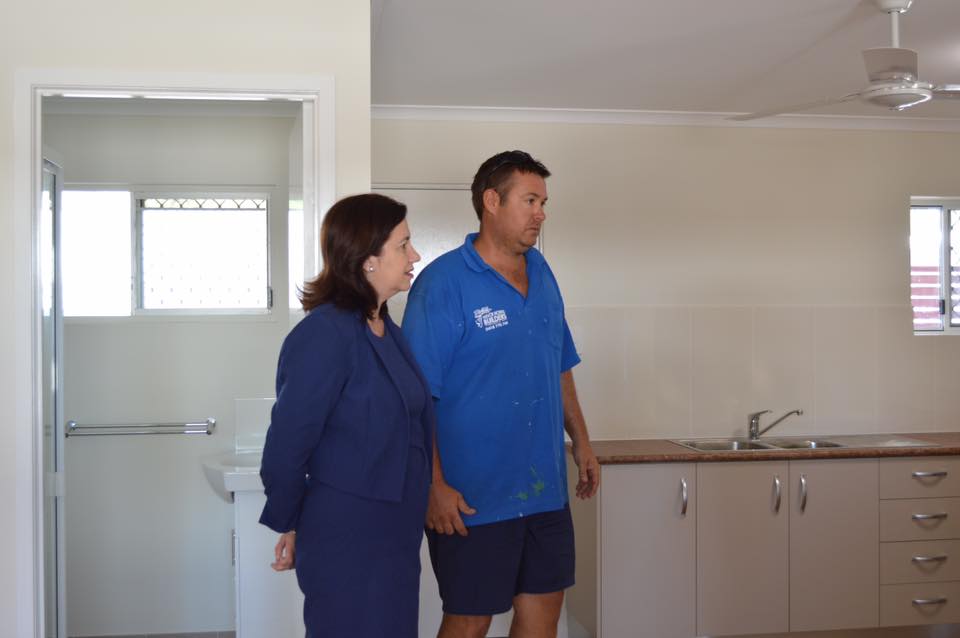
xmin=425 ymin=429 xmax=476 ymax=536
xmin=561 ymin=370 xmax=600 ymax=499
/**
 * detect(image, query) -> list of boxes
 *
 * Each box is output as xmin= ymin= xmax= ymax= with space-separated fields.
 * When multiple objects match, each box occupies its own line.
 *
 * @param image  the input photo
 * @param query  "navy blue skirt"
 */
xmin=294 ymin=445 xmax=430 ymax=638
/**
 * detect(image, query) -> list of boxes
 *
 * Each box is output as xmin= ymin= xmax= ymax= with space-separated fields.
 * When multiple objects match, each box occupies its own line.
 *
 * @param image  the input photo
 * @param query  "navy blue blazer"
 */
xmin=259 ymin=304 xmax=435 ymax=533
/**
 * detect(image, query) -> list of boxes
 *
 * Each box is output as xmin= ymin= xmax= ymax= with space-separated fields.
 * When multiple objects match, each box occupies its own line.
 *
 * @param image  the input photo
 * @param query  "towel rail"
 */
xmin=65 ymin=418 xmax=216 ymax=437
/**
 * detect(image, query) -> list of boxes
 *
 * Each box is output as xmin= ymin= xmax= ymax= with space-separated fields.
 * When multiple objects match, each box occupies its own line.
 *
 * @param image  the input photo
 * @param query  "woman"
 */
xmin=258 ymin=193 xmax=433 ymax=637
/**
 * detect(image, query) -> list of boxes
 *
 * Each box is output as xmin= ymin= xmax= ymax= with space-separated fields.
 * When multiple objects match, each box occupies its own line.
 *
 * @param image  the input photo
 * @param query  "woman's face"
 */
xmin=364 ymin=219 xmax=421 ymax=303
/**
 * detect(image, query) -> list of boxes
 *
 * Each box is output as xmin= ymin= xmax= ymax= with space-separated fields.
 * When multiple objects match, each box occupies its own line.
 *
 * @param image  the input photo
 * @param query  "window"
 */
xmin=909 ymin=198 xmax=960 ymax=333
xmin=61 ymin=189 xmax=272 ymax=316
xmin=61 ymin=190 xmax=133 ymax=316
xmin=138 ymin=197 xmax=269 ymax=311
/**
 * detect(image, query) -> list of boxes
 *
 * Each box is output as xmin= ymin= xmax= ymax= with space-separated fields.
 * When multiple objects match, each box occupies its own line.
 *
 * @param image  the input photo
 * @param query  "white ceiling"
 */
xmin=371 ymin=0 xmax=960 ymax=119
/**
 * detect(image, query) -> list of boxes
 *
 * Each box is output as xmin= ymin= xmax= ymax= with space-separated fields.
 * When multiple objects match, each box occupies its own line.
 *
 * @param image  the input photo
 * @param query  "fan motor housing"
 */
xmin=875 ymin=0 xmax=913 ymax=13
xmin=861 ymin=83 xmax=932 ymax=109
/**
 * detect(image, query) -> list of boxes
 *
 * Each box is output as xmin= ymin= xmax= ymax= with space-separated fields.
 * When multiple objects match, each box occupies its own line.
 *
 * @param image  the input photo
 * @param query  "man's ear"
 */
xmin=482 ymin=188 xmax=500 ymax=216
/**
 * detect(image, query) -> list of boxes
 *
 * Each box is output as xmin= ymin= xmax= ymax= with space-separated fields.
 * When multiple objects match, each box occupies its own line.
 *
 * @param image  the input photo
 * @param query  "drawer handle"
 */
xmin=913 ymin=513 xmax=949 ymax=521
xmin=913 ymin=471 xmax=948 ymax=479
xmin=680 ymin=477 xmax=688 ymax=517
xmin=912 ymin=597 xmax=948 ymax=606
xmin=912 ymin=554 xmax=949 ymax=563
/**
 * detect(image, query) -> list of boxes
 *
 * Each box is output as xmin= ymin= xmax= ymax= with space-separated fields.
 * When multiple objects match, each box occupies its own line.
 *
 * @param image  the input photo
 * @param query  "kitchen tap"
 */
xmin=748 ymin=409 xmax=804 ymax=440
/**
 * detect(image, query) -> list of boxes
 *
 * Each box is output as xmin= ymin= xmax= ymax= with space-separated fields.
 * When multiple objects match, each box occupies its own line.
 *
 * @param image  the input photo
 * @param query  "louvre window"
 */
xmin=910 ymin=200 xmax=960 ymax=333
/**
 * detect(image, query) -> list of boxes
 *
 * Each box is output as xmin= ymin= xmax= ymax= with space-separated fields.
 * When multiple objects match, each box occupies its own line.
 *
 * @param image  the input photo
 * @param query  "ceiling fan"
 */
xmin=732 ymin=0 xmax=960 ymax=121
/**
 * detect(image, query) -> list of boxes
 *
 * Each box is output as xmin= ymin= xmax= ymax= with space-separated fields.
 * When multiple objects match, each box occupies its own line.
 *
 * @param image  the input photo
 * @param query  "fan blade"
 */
xmin=863 ymin=47 xmax=918 ymax=82
xmin=728 ymin=93 xmax=861 ymax=121
xmin=932 ymin=85 xmax=960 ymax=98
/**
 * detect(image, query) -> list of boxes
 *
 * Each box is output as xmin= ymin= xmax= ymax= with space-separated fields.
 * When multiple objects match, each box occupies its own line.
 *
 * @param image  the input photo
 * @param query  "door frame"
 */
xmin=13 ymin=69 xmax=336 ymax=638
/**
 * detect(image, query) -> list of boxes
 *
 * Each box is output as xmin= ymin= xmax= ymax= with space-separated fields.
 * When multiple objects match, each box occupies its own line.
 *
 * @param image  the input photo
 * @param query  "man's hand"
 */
xmin=573 ymin=441 xmax=600 ymax=499
xmin=271 ymin=531 xmax=296 ymax=571
xmin=426 ymin=480 xmax=476 ymax=536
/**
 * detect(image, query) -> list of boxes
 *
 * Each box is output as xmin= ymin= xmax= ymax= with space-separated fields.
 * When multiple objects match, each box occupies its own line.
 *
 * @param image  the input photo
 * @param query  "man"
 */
xmin=402 ymin=150 xmax=600 ymax=638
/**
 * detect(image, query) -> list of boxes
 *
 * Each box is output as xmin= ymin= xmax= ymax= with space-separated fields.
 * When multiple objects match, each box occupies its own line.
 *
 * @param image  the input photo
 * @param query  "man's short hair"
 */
xmin=470 ymin=150 xmax=551 ymax=221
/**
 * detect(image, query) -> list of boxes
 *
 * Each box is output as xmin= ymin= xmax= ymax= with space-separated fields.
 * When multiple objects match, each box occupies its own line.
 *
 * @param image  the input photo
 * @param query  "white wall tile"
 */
xmin=935 ymin=334 xmax=960 ymax=432
xmin=566 ymin=306 xmax=629 ymax=440
xmin=692 ymin=307 xmax=753 ymax=438
xmin=615 ymin=306 xmax=694 ymax=439
xmin=752 ymin=307 xmax=814 ymax=437
xmin=813 ymin=307 xmax=877 ymax=434
xmin=876 ymin=306 xmax=940 ymax=432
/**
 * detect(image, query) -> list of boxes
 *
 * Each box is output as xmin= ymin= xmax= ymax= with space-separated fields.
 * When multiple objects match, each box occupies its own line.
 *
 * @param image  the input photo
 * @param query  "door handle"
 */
xmin=773 ymin=475 xmax=782 ymax=514
xmin=680 ymin=477 xmax=688 ymax=517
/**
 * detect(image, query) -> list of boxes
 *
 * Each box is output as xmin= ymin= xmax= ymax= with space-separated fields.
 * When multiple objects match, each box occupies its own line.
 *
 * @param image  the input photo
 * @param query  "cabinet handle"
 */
xmin=773 ymin=475 xmax=782 ymax=514
xmin=912 ymin=597 xmax=948 ymax=606
xmin=913 ymin=471 xmax=948 ymax=479
xmin=913 ymin=512 xmax=949 ymax=521
xmin=912 ymin=554 xmax=949 ymax=563
xmin=680 ymin=477 xmax=688 ymax=517
xmin=799 ymin=474 xmax=808 ymax=513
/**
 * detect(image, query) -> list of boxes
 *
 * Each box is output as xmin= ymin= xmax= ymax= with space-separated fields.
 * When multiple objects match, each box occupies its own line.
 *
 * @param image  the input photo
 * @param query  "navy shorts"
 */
xmin=426 ymin=504 xmax=576 ymax=616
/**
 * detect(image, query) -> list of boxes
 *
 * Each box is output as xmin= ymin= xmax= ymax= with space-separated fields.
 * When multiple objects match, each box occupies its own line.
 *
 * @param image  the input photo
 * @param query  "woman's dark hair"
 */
xmin=470 ymin=150 xmax=551 ymax=221
xmin=300 ymin=193 xmax=407 ymax=318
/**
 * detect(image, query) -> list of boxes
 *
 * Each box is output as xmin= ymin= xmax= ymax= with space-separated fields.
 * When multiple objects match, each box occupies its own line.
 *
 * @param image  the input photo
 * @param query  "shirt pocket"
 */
xmin=542 ymin=302 xmax=565 ymax=350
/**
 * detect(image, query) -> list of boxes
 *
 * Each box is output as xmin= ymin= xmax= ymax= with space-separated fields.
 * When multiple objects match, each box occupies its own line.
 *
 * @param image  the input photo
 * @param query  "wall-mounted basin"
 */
xmin=201 ymin=451 xmax=263 ymax=503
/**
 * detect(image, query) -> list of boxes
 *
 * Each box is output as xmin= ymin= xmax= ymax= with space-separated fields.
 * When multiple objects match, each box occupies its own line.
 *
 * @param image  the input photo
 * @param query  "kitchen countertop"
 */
xmin=582 ymin=432 xmax=960 ymax=464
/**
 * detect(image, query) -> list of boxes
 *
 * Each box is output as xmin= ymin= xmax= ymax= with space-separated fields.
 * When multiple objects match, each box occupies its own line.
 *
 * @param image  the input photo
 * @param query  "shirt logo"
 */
xmin=473 ymin=306 xmax=509 ymax=332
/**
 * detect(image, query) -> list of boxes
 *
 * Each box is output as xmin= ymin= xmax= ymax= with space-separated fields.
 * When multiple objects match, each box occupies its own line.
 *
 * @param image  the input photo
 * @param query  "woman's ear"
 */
xmin=363 ymin=256 xmax=378 ymax=273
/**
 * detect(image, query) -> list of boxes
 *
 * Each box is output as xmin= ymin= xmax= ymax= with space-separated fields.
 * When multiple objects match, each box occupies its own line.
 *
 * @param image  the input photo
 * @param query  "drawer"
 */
xmin=880 ymin=498 xmax=960 ymax=541
xmin=880 ymin=457 xmax=960 ymax=499
xmin=880 ymin=582 xmax=960 ymax=626
xmin=881 ymin=540 xmax=960 ymax=584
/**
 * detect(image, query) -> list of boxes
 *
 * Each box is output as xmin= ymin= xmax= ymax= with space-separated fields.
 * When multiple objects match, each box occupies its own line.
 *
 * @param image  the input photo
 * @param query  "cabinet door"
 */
xmin=789 ymin=459 xmax=879 ymax=632
xmin=600 ymin=464 xmax=695 ymax=638
xmin=698 ymin=461 xmax=789 ymax=636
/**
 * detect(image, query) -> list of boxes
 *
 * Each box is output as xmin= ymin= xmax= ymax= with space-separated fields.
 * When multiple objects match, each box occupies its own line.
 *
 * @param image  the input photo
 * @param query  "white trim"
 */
xmin=372 ymin=182 xmax=470 ymax=191
xmin=42 ymin=97 xmax=302 ymax=118
xmin=13 ymin=68 xmax=336 ymax=638
xmin=372 ymin=104 xmax=960 ymax=132
xmin=13 ymin=67 xmax=42 ymax=638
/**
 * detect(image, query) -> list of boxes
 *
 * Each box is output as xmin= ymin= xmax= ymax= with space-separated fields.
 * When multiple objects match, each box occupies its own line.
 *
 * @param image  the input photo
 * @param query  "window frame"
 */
xmin=133 ymin=188 xmax=274 ymax=316
xmin=911 ymin=196 xmax=960 ymax=336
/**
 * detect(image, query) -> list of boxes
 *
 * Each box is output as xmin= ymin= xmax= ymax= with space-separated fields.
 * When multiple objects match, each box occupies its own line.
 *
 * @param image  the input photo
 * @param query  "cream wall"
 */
xmin=373 ymin=118 xmax=960 ymax=441
xmin=1 ymin=2 xmax=369 ymax=634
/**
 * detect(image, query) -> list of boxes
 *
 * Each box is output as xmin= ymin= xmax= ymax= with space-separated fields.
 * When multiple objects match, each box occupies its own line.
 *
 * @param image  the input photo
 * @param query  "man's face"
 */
xmin=487 ymin=171 xmax=548 ymax=251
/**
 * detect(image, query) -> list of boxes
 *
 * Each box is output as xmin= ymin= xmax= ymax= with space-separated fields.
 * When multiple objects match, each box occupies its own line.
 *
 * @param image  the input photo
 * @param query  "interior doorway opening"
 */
xmin=15 ymin=73 xmax=334 ymax=638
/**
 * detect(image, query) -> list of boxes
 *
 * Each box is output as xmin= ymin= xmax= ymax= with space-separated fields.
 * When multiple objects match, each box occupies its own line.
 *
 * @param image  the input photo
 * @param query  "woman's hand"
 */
xmin=271 ymin=531 xmax=296 ymax=571
xmin=426 ymin=480 xmax=476 ymax=536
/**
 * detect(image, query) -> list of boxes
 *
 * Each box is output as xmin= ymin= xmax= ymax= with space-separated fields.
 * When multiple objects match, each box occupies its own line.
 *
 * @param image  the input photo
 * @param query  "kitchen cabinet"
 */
xmin=567 ymin=461 xmax=695 ymax=638
xmin=879 ymin=457 xmax=960 ymax=627
xmin=788 ymin=459 xmax=879 ymax=631
xmin=697 ymin=461 xmax=789 ymax=636
xmin=698 ymin=459 xmax=879 ymax=636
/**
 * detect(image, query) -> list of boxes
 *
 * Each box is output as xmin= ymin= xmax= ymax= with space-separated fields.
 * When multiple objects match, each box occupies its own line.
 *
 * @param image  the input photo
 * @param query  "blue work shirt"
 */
xmin=402 ymin=233 xmax=580 ymax=526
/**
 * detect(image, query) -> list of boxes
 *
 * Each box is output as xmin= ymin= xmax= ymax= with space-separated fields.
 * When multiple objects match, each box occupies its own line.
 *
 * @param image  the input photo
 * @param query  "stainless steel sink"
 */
xmin=763 ymin=438 xmax=845 ymax=449
xmin=671 ymin=437 xmax=847 ymax=452
xmin=672 ymin=438 xmax=776 ymax=452
xmin=672 ymin=434 xmax=933 ymax=453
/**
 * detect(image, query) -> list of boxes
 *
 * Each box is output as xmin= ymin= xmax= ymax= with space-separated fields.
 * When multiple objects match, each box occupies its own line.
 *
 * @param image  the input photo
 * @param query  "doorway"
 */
xmin=16 ymin=74 xmax=333 ymax=638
